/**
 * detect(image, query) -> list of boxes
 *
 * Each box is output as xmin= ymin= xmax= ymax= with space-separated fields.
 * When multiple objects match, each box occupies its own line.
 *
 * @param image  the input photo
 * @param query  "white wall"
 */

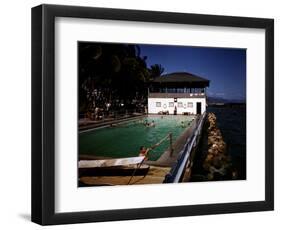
xmin=0 ymin=0 xmax=279 ymax=229
xmin=148 ymin=98 xmax=206 ymax=114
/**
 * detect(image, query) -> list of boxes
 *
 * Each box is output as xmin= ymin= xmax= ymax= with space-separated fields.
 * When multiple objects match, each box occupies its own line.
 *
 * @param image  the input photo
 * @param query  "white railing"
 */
xmin=163 ymin=112 xmax=206 ymax=183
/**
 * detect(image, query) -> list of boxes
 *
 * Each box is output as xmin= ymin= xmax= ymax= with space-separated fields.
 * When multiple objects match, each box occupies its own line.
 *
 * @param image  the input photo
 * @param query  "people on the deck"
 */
xmin=144 ymin=106 xmax=148 ymax=114
xmin=94 ymin=107 xmax=99 ymax=120
xmin=86 ymin=111 xmax=91 ymax=119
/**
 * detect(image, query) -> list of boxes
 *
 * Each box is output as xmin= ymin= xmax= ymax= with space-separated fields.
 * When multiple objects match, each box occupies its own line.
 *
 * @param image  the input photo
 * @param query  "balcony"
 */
xmin=148 ymin=92 xmax=206 ymax=98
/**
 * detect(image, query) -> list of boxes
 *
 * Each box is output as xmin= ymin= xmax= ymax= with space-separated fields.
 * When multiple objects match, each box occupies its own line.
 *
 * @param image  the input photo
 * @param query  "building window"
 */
xmin=169 ymin=102 xmax=174 ymax=107
xmin=178 ymin=102 xmax=183 ymax=108
xmin=156 ymin=102 xmax=161 ymax=107
xmin=187 ymin=102 xmax=193 ymax=108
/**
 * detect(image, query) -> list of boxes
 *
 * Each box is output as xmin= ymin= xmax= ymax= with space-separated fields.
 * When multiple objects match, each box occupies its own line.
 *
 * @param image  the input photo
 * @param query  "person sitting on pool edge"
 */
xmin=139 ymin=146 xmax=151 ymax=160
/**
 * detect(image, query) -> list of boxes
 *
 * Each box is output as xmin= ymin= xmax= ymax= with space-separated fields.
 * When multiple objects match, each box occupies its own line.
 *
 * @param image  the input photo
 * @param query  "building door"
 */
xmin=174 ymin=106 xmax=177 ymax=115
xmin=196 ymin=102 xmax=202 ymax=115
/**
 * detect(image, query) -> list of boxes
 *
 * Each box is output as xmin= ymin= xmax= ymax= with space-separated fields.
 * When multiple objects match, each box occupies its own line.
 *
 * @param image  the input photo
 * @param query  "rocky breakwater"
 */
xmin=203 ymin=113 xmax=236 ymax=180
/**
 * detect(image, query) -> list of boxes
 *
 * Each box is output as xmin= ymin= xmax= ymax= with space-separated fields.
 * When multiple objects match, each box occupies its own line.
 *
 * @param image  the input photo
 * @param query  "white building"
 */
xmin=148 ymin=72 xmax=210 ymax=115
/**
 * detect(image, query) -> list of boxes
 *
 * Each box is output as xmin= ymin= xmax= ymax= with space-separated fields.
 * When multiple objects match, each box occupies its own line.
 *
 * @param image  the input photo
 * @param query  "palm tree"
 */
xmin=79 ymin=43 xmax=151 ymax=113
xmin=150 ymin=64 xmax=165 ymax=79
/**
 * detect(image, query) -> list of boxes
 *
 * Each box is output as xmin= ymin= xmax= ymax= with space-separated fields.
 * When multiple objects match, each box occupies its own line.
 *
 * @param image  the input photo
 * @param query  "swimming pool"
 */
xmin=79 ymin=115 xmax=195 ymax=161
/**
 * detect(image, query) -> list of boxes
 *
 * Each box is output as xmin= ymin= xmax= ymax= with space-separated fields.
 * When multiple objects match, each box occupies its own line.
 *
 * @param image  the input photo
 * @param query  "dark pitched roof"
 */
xmin=153 ymin=72 xmax=209 ymax=87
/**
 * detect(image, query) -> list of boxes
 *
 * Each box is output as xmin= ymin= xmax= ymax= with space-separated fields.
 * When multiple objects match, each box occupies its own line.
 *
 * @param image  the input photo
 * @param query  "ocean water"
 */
xmin=191 ymin=105 xmax=246 ymax=181
xmin=210 ymin=106 xmax=246 ymax=179
xmin=207 ymin=105 xmax=246 ymax=180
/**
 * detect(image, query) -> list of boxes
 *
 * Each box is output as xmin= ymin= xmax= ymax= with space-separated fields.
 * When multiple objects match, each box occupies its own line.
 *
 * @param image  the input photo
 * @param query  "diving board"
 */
xmin=79 ymin=156 xmax=145 ymax=168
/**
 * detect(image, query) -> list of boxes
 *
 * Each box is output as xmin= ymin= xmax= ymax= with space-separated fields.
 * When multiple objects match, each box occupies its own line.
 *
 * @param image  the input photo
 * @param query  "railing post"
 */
xmin=169 ymin=133 xmax=173 ymax=157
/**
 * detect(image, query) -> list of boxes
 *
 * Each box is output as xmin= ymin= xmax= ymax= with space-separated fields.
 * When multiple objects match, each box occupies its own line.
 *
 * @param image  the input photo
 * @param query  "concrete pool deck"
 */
xmin=80 ymin=165 xmax=171 ymax=185
xmin=79 ymin=114 xmax=145 ymax=131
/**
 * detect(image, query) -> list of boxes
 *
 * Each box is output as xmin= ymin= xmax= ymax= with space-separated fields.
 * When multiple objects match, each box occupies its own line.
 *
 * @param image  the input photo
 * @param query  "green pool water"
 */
xmin=79 ymin=115 xmax=195 ymax=161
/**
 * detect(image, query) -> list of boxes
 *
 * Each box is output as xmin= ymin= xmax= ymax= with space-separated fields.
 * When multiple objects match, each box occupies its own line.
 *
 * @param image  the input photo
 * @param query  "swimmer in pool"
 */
xmin=144 ymin=120 xmax=155 ymax=127
xmin=143 ymin=120 xmax=148 ymax=125
xmin=139 ymin=118 xmax=144 ymax=124
xmin=150 ymin=120 xmax=156 ymax=127
xmin=180 ymin=121 xmax=185 ymax=128
xmin=143 ymin=120 xmax=153 ymax=127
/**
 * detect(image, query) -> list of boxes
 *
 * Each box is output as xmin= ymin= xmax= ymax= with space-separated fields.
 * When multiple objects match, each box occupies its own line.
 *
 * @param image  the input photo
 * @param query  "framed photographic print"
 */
xmin=31 ymin=4 xmax=274 ymax=225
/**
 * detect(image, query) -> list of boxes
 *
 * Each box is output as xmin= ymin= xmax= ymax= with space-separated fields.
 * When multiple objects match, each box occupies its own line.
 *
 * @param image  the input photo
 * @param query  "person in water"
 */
xmin=150 ymin=120 xmax=155 ymax=127
xmin=139 ymin=146 xmax=151 ymax=160
xmin=143 ymin=120 xmax=155 ymax=127
xmin=180 ymin=121 xmax=185 ymax=128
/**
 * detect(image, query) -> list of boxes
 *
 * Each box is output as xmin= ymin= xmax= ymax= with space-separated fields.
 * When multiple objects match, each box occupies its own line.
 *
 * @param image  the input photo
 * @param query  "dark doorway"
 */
xmin=174 ymin=106 xmax=177 ymax=115
xmin=196 ymin=102 xmax=202 ymax=115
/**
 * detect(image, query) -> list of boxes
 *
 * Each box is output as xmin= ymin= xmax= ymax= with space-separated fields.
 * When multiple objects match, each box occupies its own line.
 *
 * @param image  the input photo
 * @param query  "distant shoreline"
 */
xmin=208 ymin=102 xmax=246 ymax=108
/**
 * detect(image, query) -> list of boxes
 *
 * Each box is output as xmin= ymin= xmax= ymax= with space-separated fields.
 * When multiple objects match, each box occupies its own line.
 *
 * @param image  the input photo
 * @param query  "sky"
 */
xmin=139 ymin=44 xmax=246 ymax=101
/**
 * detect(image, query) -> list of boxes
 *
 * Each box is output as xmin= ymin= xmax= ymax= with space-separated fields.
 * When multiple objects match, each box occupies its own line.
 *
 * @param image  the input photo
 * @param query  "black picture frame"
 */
xmin=31 ymin=4 xmax=274 ymax=225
